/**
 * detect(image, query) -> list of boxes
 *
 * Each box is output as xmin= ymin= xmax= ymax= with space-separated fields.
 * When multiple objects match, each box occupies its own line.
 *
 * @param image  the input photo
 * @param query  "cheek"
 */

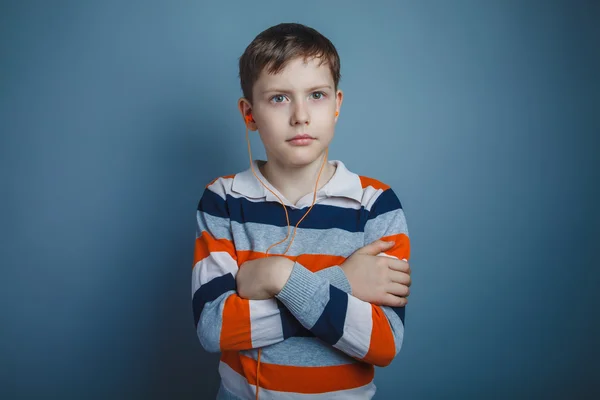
xmin=312 ymin=101 xmax=336 ymax=119
xmin=257 ymin=106 xmax=288 ymax=126
xmin=257 ymin=125 xmax=283 ymax=149
xmin=315 ymin=111 xmax=336 ymax=130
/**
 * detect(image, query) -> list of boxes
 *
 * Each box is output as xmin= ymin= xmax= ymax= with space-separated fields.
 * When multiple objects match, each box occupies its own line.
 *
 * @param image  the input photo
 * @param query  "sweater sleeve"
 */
xmin=192 ymin=182 xmax=300 ymax=352
xmin=315 ymin=266 xmax=352 ymax=293
xmin=275 ymin=187 xmax=409 ymax=367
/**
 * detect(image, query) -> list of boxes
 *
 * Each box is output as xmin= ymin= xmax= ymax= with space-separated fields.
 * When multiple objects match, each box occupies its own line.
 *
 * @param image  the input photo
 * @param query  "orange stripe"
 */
xmin=194 ymin=232 xmax=250 ymax=350
xmin=221 ymin=351 xmax=374 ymax=393
xmin=205 ymin=174 xmax=235 ymax=188
xmin=220 ymin=296 xmax=252 ymax=350
xmin=362 ymin=305 xmax=396 ymax=367
xmin=196 ymin=234 xmax=404 ymax=270
xmin=193 ymin=231 xmax=237 ymax=266
xmin=236 ymin=251 xmax=346 ymax=271
xmin=381 ymin=232 xmax=410 ymax=260
xmin=361 ymin=232 xmax=410 ymax=366
xmin=359 ymin=176 xmax=390 ymax=191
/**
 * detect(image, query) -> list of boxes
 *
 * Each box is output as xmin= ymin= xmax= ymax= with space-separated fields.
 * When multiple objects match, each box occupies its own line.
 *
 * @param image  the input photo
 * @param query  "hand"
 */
xmin=341 ymin=240 xmax=411 ymax=307
xmin=236 ymin=256 xmax=294 ymax=300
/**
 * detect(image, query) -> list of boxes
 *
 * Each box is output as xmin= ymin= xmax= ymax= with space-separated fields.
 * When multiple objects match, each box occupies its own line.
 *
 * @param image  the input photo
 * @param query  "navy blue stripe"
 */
xmin=391 ymin=306 xmax=405 ymax=325
xmin=198 ymin=189 xmax=369 ymax=232
xmin=366 ymin=189 xmax=403 ymax=221
xmin=227 ymin=195 xmax=368 ymax=232
xmin=192 ymin=273 xmax=236 ymax=326
xmin=198 ymin=189 xmax=230 ymax=218
xmin=277 ymin=299 xmax=299 ymax=339
xmin=277 ymin=300 xmax=314 ymax=338
xmin=199 ymin=188 xmax=403 ymax=231
xmin=293 ymin=327 xmax=316 ymax=337
xmin=309 ymin=286 xmax=348 ymax=345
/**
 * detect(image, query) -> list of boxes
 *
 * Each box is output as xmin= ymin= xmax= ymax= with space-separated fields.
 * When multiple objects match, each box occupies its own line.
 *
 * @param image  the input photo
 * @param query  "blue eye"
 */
xmin=271 ymin=95 xmax=286 ymax=103
xmin=311 ymin=92 xmax=325 ymax=100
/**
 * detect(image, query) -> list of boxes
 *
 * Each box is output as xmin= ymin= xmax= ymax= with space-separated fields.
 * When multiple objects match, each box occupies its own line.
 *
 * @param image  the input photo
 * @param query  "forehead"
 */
xmin=254 ymin=56 xmax=334 ymax=92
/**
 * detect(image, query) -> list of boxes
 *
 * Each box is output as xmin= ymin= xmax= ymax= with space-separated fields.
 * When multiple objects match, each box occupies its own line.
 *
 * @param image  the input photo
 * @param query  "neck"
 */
xmin=260 ymin=152 xmax=336 ymax=205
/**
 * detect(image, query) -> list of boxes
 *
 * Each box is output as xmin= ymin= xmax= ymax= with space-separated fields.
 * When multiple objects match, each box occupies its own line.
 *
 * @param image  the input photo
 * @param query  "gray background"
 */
xmin=2 ymin=0 xmax=599 ymax=399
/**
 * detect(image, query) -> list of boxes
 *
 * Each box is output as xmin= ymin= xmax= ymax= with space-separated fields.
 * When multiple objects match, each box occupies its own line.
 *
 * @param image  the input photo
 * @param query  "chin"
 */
xmin=281 ymin=150 xmax=327 ymax=168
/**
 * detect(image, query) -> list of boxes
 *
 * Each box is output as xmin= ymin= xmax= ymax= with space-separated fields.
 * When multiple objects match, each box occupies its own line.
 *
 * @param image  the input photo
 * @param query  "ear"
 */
xmin=335 ymin=89 xmax=344 ymax=122
xmin=238 ymin=97 xmax=257 ymax=131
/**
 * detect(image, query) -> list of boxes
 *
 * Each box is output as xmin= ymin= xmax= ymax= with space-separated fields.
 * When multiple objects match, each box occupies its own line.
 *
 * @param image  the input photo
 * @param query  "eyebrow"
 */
xmin=261 ymin=84 xmax=332 ymax=94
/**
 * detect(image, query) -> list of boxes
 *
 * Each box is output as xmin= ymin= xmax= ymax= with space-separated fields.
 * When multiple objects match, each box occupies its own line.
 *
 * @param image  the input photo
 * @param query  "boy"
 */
xmin=192 ymin=23 xmax=412 ymax=399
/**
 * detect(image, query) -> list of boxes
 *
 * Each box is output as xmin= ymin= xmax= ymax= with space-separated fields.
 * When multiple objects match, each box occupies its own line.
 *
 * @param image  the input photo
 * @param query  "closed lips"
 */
xmin=288 ymin=134 xmax=315 ymax=141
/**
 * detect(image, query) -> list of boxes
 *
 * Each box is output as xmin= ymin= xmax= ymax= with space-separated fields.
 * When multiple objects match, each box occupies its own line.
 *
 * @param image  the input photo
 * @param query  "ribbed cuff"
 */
xmin=315 ymin=266 xmax=352 ymax=294
xmin=275 ymin=262 xmax=322 ymax=317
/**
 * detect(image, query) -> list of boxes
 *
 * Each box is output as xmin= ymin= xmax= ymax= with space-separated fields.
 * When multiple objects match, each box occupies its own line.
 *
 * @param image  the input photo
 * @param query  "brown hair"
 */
xmin=238 ymin=23 xmax=341 ymax=103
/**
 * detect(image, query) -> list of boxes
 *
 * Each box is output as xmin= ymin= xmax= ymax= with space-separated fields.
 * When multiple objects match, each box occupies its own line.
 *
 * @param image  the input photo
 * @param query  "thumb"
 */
xmin=357 ymin=240 xmax=395 ymax=256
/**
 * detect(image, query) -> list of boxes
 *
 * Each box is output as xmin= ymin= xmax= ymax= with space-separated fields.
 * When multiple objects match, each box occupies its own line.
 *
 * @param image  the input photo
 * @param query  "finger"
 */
xmin=386 ymin=282 xmax=410 ymax=297
xmin=382 ymin=293 xmax=407 ymax=307
xmin=388 ymin=270 xmax=411 ymax=286
xmin=387 ymin=258 xmax=410 ymax=273
xmin=356 ymin=239 xmax=395 ymax=256
xmin=401 ymin=259 xmax=411 ymax=274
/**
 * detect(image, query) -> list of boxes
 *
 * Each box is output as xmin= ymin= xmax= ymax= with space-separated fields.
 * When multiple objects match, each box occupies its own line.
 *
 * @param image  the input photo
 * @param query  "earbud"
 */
xmin=335 ymin=111 xmax=339 ymax=117
xmin=245 ymin=113 xmax=254 ymax=123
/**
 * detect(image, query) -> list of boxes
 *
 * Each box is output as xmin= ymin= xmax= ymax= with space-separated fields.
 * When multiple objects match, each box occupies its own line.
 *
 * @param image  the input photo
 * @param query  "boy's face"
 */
xmin=240 ymin=56 xmax=343 ymax=168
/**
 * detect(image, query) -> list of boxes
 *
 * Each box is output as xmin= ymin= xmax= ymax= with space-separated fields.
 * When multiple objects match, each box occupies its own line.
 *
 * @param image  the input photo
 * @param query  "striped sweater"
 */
xmin=192 ymin=159 xmax=410 ymax=399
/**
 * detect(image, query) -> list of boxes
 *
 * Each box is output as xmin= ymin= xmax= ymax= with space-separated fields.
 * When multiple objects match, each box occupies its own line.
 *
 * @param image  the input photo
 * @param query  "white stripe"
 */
xmin=222 ymin=187 xmax=365 ymax=210
xmin=206 ymin=176 xmax=235 ymax=200
xmin=361 ymin=186 xmax=384 ymax=211
xmin=312 ymin=196 xmax=362 ymax=210
xmin=218 ymin=362 xmax=254 ymax=399
xmin=191 ymin=251 xmax=238 ymax=294
xmin=219 ymin=361 xmax=377 ymax=399
xmin=210 ymin=173 xmax=368 ymax=210
xmin=249 ymin=300 xmax=284 ymax=348
xmin=334 ymin=296 xmax=373 ymax=359
xmin=208 ymin=167 xmax=389 ymax=212
xmin=378 ymin=252 xmax=399 ymax=259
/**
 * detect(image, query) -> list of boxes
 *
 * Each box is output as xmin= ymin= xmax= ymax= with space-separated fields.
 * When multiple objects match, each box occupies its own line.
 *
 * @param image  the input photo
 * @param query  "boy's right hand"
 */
xmin=340 ymin=240 xmax=411 ymax=307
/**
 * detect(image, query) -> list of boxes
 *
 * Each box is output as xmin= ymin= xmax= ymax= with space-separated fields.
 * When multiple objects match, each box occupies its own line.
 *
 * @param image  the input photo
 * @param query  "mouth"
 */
xmin=287 ymin=134 xmax=315 ymax=141
xmin=287 ymin=134 xmax=316 ymax=146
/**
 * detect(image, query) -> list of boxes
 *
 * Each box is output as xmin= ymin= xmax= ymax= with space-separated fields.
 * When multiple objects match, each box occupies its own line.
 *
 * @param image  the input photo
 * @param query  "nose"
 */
xmin=291 ymin=102 xmax=310 ymax=126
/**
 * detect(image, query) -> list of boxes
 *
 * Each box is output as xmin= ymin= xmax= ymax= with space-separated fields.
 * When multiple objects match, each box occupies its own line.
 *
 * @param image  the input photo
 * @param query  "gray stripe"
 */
xmin=197 ymin=211 xmax=233 ymax=241
xmin=243 ymin=337 xmax=358 ymax=367
xmin=216 ymin=383 xmax=244 ymax=400
xmin=275 ymin=263 xmax=330 ymax=329
xmin=364 ymin=208 xmax=408 ymax=244
xmin=315 ymin=266 xmax=352 ymax=293
xmin=381 ymin=306 xmax=404 ymax=354
xmin=231 ymin=221 xmax=364 ymax=256
xmin=196 ymin=290 xmax=234 ymax=353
